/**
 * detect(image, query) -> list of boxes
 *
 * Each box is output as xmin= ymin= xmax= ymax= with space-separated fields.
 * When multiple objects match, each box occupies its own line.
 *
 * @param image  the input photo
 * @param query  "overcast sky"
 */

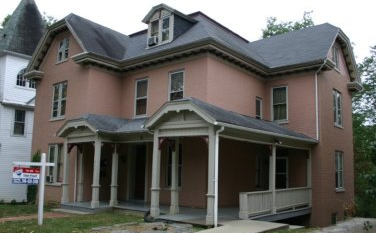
xmin=1 ymin=0 xmax=375 ymax=63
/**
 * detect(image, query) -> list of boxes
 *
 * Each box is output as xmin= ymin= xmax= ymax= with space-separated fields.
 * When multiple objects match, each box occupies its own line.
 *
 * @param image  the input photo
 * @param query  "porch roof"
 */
xmin=145 ymin=97 xmax=317 ymax=143
xmin=57 ymin=113 xmax=148 ymax=137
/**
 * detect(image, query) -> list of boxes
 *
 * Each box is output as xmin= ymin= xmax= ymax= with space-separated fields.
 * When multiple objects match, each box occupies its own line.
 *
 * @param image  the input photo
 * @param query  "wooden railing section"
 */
xmin=239 ymin=187 xmax=311 ymax=219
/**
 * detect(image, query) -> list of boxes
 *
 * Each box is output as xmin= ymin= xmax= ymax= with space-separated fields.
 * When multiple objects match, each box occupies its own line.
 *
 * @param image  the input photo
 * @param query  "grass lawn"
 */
xmin=0 ymin=203 xmax=49 ymax=218
xmin=0 ymin=204 xmax=206 ymax=233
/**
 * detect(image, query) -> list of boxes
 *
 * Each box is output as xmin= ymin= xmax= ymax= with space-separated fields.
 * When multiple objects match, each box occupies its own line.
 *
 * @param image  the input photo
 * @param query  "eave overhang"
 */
xmin=24 ymin=70 xmax=44 ymax=80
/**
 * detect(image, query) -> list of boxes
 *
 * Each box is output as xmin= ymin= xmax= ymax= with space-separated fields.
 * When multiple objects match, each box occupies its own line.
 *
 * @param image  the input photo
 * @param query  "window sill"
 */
xmin=50 ymin=116 xmax=65 ymax=122
xmin=334 ymin=124 xmax=344 ymax=129
xmin=11 ymin=134 xmax=26 ymax=138
xmin=14 ymin=86 xmax=36 ymax=91
xmin=335 ymin=188 xmax=345 ymax=193
xmin=46 ymin=182 xmax=62 ymax=187
xmin=55 ymin=59 xmax=69 ymax=65
xmin=274 ymin=120 xmax=289 ymax=125
xmin=133 ymin=114 xmax=147 ymax=119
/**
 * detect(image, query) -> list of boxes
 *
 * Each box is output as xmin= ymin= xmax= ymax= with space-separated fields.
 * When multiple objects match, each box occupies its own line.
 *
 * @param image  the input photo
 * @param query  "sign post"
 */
xmin=13 ymin=153 xmax=54 ymax=226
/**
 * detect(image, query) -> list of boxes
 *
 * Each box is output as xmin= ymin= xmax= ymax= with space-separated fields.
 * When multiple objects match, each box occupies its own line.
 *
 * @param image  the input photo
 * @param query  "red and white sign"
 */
xmin=12 ymin=167 xmax=40 ymax=185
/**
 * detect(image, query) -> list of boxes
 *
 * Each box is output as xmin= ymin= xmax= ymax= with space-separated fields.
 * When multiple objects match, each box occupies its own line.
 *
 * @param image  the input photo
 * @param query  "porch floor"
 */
xmin=62 ymin=200 xmax=238 ymax=225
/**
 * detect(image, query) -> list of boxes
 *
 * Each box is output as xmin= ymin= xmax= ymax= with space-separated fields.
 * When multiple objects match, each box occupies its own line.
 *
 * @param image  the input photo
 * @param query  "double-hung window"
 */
xmin=57 ymin=38 xmax=69 ymax=62
xmin=167 ymin=143 xmax=182 ymax=187
xmin=47 ymin=144 xmax=63 ymax=183
xmin=13 ymin=110 xmax=26 ymax=135
xmin=16 ymin=68 xmax=35 ymax=88
xmin=135 ymin=79 xmax=148 ymax=116
xmin=332 ymin=46 xmax=339 ymax=69
xmin=147 ymin=10 xmax=173 ymax=46
xmin=52 ymin=82 xmax=67 ymax=119
xmin=335 ymin=151 xmax=344 ymax=190
xmin=256 ymin=97 xmax=263 ymax=119
xmin=169 ymin=70 xmax=184 ymax=101
xmin=272 ymin=86 xmax=288 ymax=121
xmin=161 ymin=17 xmax=170 ymax=42
xmin=333 ymin=90 xmax=342 ymax=127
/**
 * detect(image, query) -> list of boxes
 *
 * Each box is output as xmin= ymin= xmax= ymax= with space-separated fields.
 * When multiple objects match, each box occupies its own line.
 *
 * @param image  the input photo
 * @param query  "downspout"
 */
xmin=214 ymin=125 xmax=224 ymax=227
xmin=315 ymin=59 xmax=327 ymax=141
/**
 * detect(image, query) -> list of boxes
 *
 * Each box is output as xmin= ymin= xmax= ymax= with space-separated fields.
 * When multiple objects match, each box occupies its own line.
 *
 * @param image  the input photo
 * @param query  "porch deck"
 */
xmin=62 ymin=201 xmax=238 ymax=225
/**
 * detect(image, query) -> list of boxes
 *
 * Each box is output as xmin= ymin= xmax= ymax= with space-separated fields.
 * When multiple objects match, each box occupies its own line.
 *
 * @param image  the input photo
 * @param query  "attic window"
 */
xmin=332 ymin=46 xmax=339 ymax=69
xmin=57 ymin=38 xmax=69 ymax=63
xmin=147 ymin=10 xmax=173 ymax=47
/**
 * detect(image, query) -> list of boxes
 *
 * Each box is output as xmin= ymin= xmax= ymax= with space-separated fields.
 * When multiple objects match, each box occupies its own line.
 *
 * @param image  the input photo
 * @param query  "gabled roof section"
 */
xmin=142 ymin=3 xmax=197 ymax=24
xmin=145 ymin=97 xmax=316 ymax=143
xmin=57 ymin=114 xmax=148 ymax=137
xmin=0 ymin=0 xmax=45 ymax=56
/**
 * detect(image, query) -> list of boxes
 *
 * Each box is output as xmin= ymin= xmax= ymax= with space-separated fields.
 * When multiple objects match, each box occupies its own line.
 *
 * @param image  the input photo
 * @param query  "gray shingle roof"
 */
xmin=63 ymin=12 xmax=340 ymax=71
xmin=75 ymin=114 xmax=147 ymax=134
xmin=0 ymin=0 xmax=45 ymax=56
xmin=179 ymin=97 xmax=315 ymax=141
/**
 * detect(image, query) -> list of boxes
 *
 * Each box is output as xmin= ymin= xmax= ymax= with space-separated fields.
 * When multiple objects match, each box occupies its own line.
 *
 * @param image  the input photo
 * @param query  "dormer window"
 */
xmin=57 ymin=38 xmax=69 ymax=63
xmin=147 ymin=10 xmax=173 ymax=47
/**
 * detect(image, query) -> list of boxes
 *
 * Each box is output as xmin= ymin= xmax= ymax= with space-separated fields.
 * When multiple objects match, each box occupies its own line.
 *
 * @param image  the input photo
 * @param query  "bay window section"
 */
xmin=47 ymin=144 xmax=63 ymax=183
xmin=333 ymin=89 xmax=343 ymax=127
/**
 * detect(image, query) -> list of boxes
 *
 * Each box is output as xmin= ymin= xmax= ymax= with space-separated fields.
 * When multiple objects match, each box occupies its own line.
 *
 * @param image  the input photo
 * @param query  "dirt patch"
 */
xmin=91 ymin=222 xmax=193 ymax=233
xmin=0 ymin=212 xmax=70 ymax=223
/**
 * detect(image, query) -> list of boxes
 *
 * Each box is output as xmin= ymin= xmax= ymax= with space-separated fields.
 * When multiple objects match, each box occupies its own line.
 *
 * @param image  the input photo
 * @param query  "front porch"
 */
xmin=56 ymin=98 xmax=316 ymax=226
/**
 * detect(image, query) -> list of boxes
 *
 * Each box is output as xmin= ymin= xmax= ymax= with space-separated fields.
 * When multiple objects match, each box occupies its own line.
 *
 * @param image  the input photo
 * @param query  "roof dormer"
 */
xmin=143 ymin=4 xmax=197 ymax=48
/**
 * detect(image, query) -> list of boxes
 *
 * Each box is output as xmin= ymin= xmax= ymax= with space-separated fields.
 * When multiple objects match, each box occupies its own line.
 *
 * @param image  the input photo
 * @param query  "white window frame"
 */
xmin=147 ymin=11 xmax=174 ymax=47
xmin=256 ymin=97 xmax=263 ymax=119
xmin=166 ymin=143 xmax=182 ymax=188
xmin=271 ymin=86 xmax=288 ymax=122
xmin=13 ymin=109 xmax=26 ymax=136
xmin=335 ymin=151 xmax=344 ymax=191
xmin=47 ymin=144 xmax=63 ymax=184
xmin=333 ymin=89 xmax=343 ymax=127
xmin=56 ymin=38 xmax=69 ymax=63
xmin=51 ymin=82 xmax=67 ymax=119
xmin=169 ymin=70 xmax=184 ymax=101
xmin=16 ymin=68 xmax=36 ymax=89
xmin=134 ymin=78 xmax=148 ymax=117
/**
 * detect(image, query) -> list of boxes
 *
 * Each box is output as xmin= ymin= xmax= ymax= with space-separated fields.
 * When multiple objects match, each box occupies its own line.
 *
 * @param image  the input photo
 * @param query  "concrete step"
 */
xmin=198 ymin=220 xmax=289 ymax=233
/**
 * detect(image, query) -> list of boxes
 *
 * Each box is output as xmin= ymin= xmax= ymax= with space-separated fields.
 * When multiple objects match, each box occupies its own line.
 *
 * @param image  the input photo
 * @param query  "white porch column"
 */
xmin=91 ymin=136 xmax=102 ymax=208
xmin=170 ymin=139 xmax=179 ymax=214
xmin=150 ymin=130 xmax=161 ymax=217
xmin=206 ymin=126 xmax=216 ymax=225
xmin=61 ymin=140 xmax=69 ymax=204
xmin=77 ymin=148 xmax=84 ymax=202
xmin=110 ymin=144 xmax=119 ymax=206
xmin=269 ymin=144 xmax=277 ymax=214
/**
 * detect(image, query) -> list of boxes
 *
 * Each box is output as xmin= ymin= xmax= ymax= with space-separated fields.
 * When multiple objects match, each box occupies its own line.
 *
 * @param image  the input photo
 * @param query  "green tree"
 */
xmin=1 ymin=14 xmax=11 ymax=28
xmin=42 ymin=12 xmax=58 ymax=28
xmin=261 ymin=11 xmax=314 ymax=38
xmin=353 ymin=46 xmax=376 ymax=217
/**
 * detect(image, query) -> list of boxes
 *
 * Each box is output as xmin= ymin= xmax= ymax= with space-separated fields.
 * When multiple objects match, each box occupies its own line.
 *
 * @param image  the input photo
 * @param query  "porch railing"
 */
xmin=239 ymin=187 xmax=311 ymax=219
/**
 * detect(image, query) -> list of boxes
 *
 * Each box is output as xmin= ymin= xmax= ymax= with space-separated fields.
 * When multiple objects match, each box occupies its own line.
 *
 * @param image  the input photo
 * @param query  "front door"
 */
xmin=127 ymin=144 xmax=147 ymax=201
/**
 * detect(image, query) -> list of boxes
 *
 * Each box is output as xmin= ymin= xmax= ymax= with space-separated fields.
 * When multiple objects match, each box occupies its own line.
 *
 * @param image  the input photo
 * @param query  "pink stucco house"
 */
xmin=25 ymin=4 xmax=361 ymax=227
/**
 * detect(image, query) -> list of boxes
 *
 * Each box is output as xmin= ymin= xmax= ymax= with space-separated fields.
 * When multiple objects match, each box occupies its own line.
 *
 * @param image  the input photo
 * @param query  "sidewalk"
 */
xmin=198 ymin=220 xmax=288 ymax=233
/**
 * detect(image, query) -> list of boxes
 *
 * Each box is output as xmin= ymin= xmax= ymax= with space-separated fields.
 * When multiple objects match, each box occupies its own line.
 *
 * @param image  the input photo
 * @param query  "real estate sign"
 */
xmin=12 ymin=167 xmax=40 ymax=185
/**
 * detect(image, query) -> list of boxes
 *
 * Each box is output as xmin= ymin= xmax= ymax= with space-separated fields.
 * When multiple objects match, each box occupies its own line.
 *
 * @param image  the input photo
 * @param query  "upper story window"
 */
xmin=333 ymin=89 xmax=342 ymax=127
xmin=16 ymin=68 xmax=36 ymax=89
xmin=147 ymin=10 xmax=173 ymax=47
xmin=52 ymin=82 xmax=67 ymax=119
xmin=135 ymin=79 xmax=148 ymax=116
xmin=335 ymin=151 xmax=344 ymax=190
xmin=57 ymin=38 xmax=69 ymax=62
xmin=169 ymin=70 xmax=184 ymax=101
xmin=272 ymin=86 xmax=288 ymax=121
xmin=332 ymin=46 xmax=339 ymax=69
xmin=13 ymin=110 xmax=26 ymax=136
xmin=256 ymin=97 xmax=263 ymax=119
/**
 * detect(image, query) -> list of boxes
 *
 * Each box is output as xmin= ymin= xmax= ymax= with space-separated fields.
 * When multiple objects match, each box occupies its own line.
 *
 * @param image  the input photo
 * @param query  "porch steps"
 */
xmin=198 ymin=220 xmax=288 ymax=233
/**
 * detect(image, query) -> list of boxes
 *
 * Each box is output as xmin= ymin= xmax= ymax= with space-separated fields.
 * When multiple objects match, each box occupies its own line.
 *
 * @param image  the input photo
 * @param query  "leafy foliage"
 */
xmin=1 ymin=14 xmax=11 ymax=27
xmin=353 ymin=46 xmax=376 ymax=217
xmin=27 ymin=150 xmax=41 ymax=204
xmin=262 ymin=11 xmax=314 ymax=38
xmin=42 ymin=12 xmax=58 ymax=28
